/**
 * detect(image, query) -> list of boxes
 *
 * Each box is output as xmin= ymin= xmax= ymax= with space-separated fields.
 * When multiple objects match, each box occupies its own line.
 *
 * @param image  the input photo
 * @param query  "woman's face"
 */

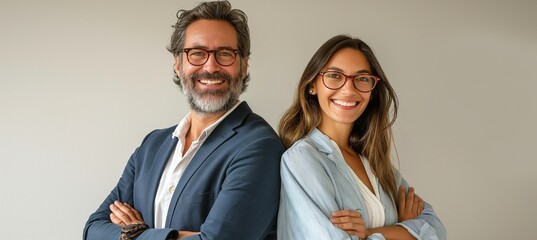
xmin=311 ymin=48 xmax=373 ymax=128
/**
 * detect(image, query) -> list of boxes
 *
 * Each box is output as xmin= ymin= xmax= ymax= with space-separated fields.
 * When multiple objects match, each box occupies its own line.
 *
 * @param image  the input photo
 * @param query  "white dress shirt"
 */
xmin=153 ymin=101 xmax=241 ymax=228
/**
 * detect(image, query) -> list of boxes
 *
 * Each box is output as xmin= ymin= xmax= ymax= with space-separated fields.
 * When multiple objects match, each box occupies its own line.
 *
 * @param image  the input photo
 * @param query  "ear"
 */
xmin=308 ymin=84 xmax=316 ymax=95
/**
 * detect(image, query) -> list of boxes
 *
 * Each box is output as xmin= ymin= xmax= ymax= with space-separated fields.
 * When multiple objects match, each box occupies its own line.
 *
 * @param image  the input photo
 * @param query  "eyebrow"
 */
xmin=185 ymin=45 xmax=237 ymax=50
xmin=325 ymin=66 xmax=372 ymax=74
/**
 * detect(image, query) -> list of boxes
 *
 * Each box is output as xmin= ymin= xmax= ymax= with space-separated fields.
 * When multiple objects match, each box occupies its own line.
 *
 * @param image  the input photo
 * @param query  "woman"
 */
xmin=277 ymin=35 xmax=446 ymax=240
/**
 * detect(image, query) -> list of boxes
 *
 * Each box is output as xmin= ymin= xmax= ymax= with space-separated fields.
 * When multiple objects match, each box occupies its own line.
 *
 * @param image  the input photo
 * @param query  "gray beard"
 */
xmin=180 ymin=71 xmax=243 ymax=115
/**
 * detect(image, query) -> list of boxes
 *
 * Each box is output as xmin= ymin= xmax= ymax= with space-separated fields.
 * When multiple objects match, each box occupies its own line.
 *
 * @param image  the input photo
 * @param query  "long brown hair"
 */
xmin=279 ymin=35 xmax=399 ymax=202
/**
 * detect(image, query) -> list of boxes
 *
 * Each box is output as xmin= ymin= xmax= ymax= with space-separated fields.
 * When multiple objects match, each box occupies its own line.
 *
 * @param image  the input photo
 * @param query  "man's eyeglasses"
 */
xmin=182 ymin=48 xmax=240 ymax=66
xmin=319 ymin=71 xmax=380 ymax=92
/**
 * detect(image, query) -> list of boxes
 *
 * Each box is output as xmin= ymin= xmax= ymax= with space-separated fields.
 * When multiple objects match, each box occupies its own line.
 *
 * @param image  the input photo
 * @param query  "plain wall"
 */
xmin=1 ymin=0 xmax=536 ymax=239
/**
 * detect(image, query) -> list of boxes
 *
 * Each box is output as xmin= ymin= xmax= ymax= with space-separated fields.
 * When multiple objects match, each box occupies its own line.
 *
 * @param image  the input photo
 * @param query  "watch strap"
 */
xmin=121 ymin=223 xmax=149 ymax=240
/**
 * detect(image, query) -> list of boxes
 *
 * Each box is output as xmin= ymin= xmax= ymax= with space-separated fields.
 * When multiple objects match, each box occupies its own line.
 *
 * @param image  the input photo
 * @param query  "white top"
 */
xmin=153 ymin=101 xmax=241 ymax=228
xmin=331 ymin=140 xmax=385 ymax=228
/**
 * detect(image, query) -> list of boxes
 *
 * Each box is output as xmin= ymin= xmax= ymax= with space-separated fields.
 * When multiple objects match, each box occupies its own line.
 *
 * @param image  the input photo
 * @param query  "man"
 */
xmin=83 ymin=1 xmax=284 ymax=240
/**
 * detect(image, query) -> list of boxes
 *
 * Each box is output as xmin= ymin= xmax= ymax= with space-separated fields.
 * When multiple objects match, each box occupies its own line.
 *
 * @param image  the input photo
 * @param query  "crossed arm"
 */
xmin=84 ymin=130 xmax=284 ymax=240
xmin=278 ymin=147 xmax=446 ymax=240
xmin=109 ymin=201 xmax=198 ymax=239
xmin=330 ymin=186 xmax=425 ymax=240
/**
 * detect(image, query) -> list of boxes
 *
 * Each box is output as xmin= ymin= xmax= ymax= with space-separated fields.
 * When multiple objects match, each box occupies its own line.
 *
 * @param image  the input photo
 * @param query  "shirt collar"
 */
xmin=308 ymin=128 xmax=336 ymax=155
xmin=171 ymin=100 xmax=242 ymax=140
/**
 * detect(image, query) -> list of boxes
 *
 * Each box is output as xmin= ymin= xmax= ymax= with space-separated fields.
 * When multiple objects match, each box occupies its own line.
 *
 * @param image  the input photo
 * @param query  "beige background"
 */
xmin=1 ymin=0 xmax=536 ymax=239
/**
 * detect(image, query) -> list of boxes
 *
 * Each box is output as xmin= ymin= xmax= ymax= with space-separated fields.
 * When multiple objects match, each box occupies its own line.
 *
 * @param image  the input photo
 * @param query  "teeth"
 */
xmin=199 ymin=79 xmax=224 ymax=85
xmin=333 ymin=100 xmax=357 ymax=107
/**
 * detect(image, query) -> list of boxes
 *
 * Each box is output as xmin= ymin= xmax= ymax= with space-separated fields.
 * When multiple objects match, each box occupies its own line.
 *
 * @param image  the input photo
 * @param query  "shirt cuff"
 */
xmin=395 ymin=221 xmax=439 ymax=240
xmin=366 ymin=233 xmax=386 ymax=240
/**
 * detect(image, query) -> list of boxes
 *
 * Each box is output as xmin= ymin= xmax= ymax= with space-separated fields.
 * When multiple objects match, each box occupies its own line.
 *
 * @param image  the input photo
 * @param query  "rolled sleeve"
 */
xmin=366 ymin=233 xmax=386 ymax=240
xmin=395 ymin=177 xmax=447 ymax=240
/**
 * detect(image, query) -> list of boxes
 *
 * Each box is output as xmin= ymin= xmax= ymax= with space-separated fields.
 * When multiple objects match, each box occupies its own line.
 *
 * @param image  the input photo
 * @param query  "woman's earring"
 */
xmin=309 ymin=89 xmax=315 ymax=94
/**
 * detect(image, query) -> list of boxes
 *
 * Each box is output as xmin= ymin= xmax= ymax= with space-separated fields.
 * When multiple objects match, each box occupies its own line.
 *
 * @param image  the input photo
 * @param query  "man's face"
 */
xmin=174 ymin=19 xmax=248 ymax=115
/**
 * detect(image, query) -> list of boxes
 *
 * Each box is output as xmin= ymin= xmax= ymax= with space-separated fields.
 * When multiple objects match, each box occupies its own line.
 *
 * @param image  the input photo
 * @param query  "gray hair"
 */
xmin=168 ymin=1 xmax=250 ymax=88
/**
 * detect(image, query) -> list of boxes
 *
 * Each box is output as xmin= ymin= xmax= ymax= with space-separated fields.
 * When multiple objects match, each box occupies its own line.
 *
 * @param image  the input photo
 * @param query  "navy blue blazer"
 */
xmin=84 ymin=102 xmax=285 ymax=240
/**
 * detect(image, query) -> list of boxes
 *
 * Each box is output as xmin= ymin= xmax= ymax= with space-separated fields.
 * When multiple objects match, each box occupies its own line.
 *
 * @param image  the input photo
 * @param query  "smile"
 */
xmin=199 ymin=79 xmax=225 ymax=85
xmin=332 ymin=99 xmax=358 ymax=107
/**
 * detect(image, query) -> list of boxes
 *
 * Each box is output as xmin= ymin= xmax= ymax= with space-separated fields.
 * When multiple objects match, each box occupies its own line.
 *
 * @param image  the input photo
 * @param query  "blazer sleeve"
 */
xmin=83 ymin=131 xmax=177 ymax=240
xmin=395 ymin=175 xmax=447 ymax=240
xmin=182 ymin=136 xmax=284 ymax=240
xmin=277 ymin=145 xmax=360 ymax=240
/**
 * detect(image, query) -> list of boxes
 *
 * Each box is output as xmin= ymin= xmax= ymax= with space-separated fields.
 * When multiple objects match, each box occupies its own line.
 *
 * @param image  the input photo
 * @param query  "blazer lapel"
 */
xmin=145 ymin=135 xmax=178 ymax=228
xmin=164 ymin=102 xmax=251 ymax=226
xmin=311 ymin=129 xmax=367 ymax=212
xmin=310 ymin=129 xmax=357 ymax=188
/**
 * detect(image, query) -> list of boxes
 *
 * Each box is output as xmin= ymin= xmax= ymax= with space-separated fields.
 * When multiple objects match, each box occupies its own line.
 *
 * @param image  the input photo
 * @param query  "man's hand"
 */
xmin=397 ymin=186 xmax=424 ymax=222
xmin=330 ymin=209 xmax=369 ymax=239
xmin=109 ymin=201 xmax=144 ymax=226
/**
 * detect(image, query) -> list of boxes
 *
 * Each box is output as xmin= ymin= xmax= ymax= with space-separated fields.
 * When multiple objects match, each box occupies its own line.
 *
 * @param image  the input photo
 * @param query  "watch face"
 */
xmin=120 ymin=232 xmax=130 ymax=240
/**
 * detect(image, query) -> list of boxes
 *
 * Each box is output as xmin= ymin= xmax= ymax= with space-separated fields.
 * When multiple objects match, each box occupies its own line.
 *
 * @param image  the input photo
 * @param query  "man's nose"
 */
xmin=203 ymin=53 xmax=222 ymax=73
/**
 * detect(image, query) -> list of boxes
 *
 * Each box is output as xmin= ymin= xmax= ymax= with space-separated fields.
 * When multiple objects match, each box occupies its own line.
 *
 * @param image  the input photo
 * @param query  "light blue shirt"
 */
xmin=277 ymin=128 xmax=447 ymax=240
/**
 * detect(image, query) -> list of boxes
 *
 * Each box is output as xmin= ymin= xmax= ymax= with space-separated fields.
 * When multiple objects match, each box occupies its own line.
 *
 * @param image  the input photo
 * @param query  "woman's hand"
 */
xmin=330 ymin=209 xmax=369 ymax=239
xmin=397 ymin=186 xmax=424 ymax=222
xmin=109 ymin=201 xmax=144 ymax=226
